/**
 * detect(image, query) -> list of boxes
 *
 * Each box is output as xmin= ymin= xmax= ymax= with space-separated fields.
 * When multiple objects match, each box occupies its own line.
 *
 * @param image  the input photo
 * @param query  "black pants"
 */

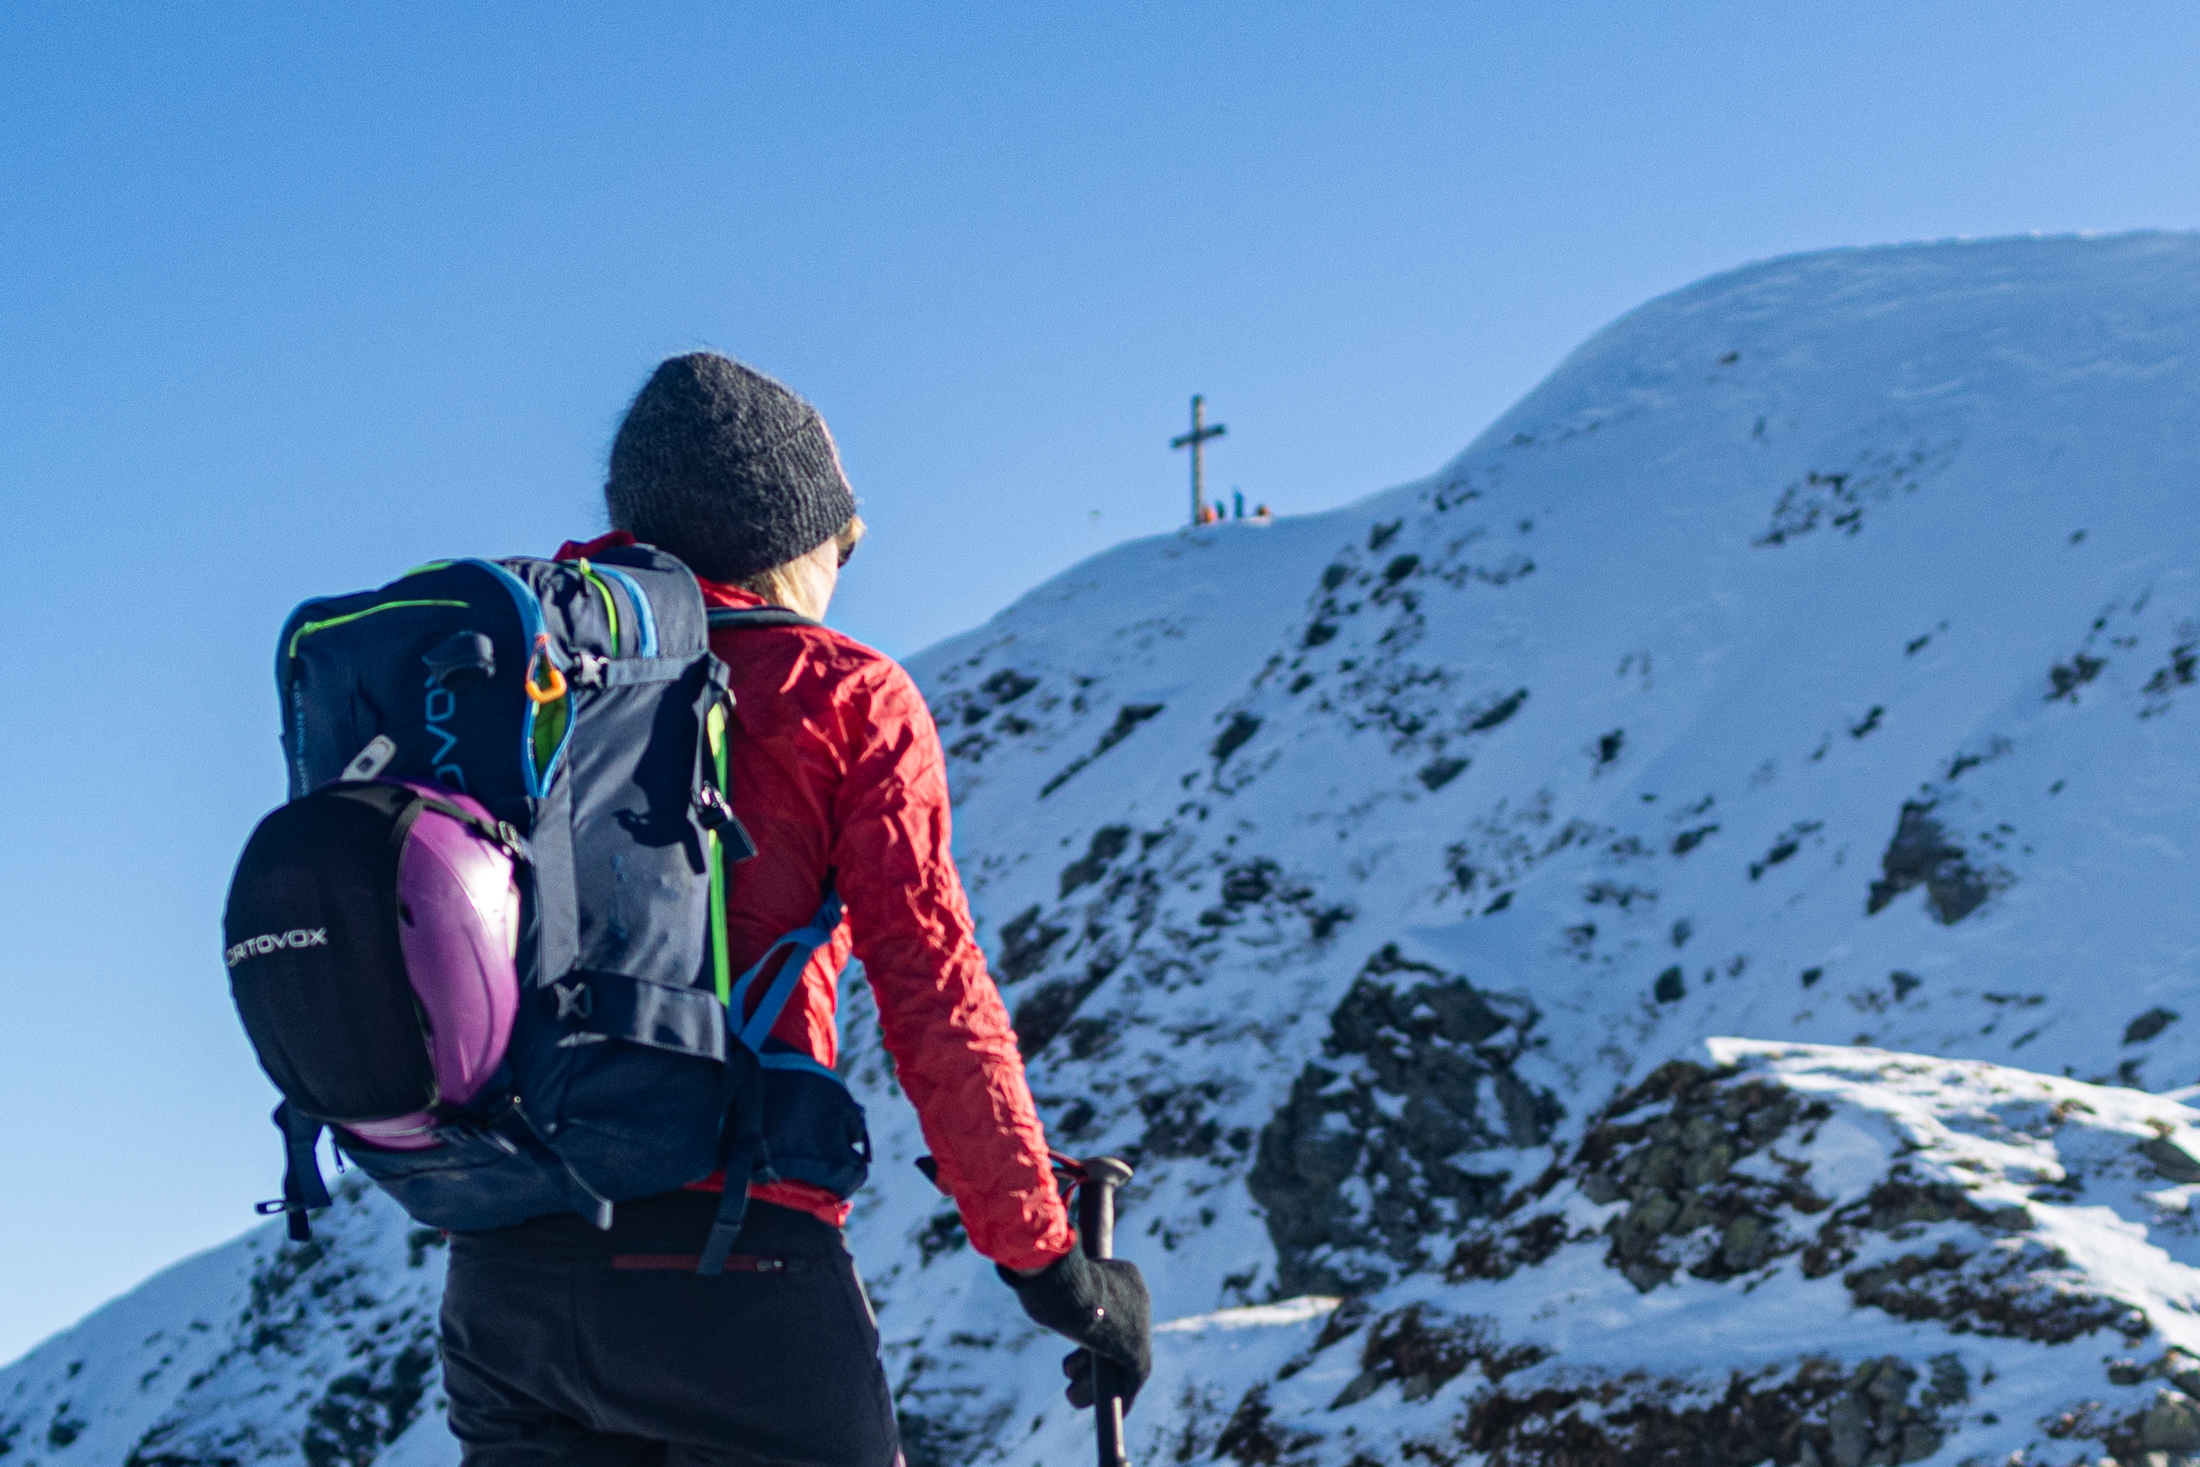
xmin=441 ymin=1194 xmax=902 ymax=1467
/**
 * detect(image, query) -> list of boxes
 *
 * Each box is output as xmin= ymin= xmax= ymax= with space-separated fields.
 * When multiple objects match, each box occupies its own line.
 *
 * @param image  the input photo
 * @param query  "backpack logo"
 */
xmin=226 ymin=928 xmax=330 ymax=968
xmin=424 ymin=682 xmax=468 ymax=791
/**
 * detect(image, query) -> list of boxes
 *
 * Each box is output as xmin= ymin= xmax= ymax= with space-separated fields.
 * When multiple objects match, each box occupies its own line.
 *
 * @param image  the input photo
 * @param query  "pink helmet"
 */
xmin=339 ymin=783 xmax=521 ymax=1150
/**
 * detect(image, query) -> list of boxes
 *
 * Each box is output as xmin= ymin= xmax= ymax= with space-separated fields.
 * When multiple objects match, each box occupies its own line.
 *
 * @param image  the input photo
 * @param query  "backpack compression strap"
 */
xmin=255 ymin=1102 xmax=333 ymax=1242
xmin=698 ymin=888 xmax=846 ymax=1276
xmin=400 ymin=789 xmax=533 ymax=865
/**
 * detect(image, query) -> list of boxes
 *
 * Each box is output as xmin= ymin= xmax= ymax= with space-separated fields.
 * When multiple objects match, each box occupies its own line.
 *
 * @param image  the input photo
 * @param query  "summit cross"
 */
xmin=1170 ymin=394 xmax=1227 ymax=526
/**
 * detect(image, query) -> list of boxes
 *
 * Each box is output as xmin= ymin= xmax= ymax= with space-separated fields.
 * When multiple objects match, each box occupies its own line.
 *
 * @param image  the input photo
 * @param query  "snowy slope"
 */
xmin=12 ymin=231 xmax=2200 ymax=1467
xmin=0 ymin=1176 xmax=455 ymax=1467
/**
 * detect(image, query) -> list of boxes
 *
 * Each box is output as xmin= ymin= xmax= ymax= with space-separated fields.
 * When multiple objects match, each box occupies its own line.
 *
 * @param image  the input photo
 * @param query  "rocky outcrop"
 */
xmin=1248 ymin=945 xmax=1559 ymax=1294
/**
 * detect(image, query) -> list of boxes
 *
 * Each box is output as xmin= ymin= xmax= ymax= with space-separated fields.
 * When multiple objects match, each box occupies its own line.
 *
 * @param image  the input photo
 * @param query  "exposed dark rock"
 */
xmin=1865 ymin=800 xmax=2007 ymax=923
xmin=1048 ymin=1096 xmax=1098 ymax=1142
xmin=1134 ymin=1081 xmax=1227 ymax=1160
xmin=1447 ymin=1212 xmax=1575 ymax=1283
xmin=1582 ymin=1063 xmax=1823 ymax=1289
xmin=2047 ymin=652 xmax=2107 ymax=701
xmin=913 ymin=1209 xmax=967 ymax=1265
xmin=2141 ymin=1135 xmax=2200 ymax=1183
xmin=1058 ymin=1016 xmax=1114 ymax=1060
xmin=1751 ymin=441 xmax=1956 ymax=548
xmin=1751 ymin=821 xmax=1822 ymax=880
xmin=1009 ymin=959 xmax=1113 ymax=1057
xmin=1220 ymin=862 xmax=1274 ymax=905
xmin=1470 ymin=688 xmax=1529 ymax=732
xmin=2143 ymin=1389 xmax=2200 ymax=1452
xmin=1672 ymin=824 xmax=1720 ymax=856
xmin=1461 ymin=1351 xmax=1961 ymax=1467
xmin=978 ymin=668 xmax=1037 ymax=705
xmin=1442 ymin=1062 xmax=1843 ymax=1306
xmin=1059 ymin=825 xmax=1133 ymax=898
xmin=1039 ymin=704 xmax=1164 ymax=797
xmin=1212 ymin=712 xmax=1262 ymax=763
xmin=1249 ymin=948 xmax=1554 ymax=1294
xmin=1463 ymin=1360 xmax=1843 ymax=1467
xmin=1816 ymin=1202 xmax=2122 ymax=1343
xmin=2145 ymin=643 xmax=2197 ymax=696
xmin=299 ymin=1336 xmax=437 ymax=1467
xmin=46 ymin=1408 xmax=84 ymax=1448
xmin=404 ymin=1227 xmax=443 ymax=1269
xmin=1326 ymin=1304 xmax=1545 ymax=1410
xmin=896 ymin=1410 xmax=988 ymax=1467
xmin=994 ymin=905 xmax=1067 ymax=982
xmin=2126 ymin=1007 xmax=2181 ymax=1045
xmin=101 ymin=1200 xmax=446 ymax=1467
xmin=1213 ymin=1384 xmax=1319 ymax=1465
xmin=1419 ymin=756 xmax=1469 ymax=791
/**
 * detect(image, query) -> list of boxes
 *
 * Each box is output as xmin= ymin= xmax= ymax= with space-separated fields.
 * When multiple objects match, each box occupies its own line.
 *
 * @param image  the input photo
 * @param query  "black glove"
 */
xmin=999 ymin=1247 xmax=1153 ymax=1411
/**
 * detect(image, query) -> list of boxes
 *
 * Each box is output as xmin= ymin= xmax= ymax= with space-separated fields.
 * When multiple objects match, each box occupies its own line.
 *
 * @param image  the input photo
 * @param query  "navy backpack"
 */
xmin=222 ymin=545 xmax=870 ymax=1273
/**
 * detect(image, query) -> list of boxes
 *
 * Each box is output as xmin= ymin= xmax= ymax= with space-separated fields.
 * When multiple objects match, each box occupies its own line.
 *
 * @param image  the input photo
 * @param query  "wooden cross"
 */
xmin=1170 ymin=394 xmax=1227 ymax=526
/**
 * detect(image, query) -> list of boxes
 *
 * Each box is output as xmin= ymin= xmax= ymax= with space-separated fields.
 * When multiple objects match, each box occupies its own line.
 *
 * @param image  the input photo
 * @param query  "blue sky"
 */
xmin=6 ymin=0 xmax=2200 ymax=1364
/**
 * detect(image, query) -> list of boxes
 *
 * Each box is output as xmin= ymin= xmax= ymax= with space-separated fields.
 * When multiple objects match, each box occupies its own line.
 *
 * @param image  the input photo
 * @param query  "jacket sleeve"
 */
xmin=829 ymin=658 xmax=1074 ymax=1271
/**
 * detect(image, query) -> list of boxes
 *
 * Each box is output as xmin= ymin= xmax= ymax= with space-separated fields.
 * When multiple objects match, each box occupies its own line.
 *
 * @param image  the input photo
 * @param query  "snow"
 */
xmin=12 ymin=230 xmax=2200 ymax=1465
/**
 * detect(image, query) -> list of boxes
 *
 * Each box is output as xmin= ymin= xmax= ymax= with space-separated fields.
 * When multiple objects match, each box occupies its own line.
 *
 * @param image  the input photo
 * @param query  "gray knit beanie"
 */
xmin=604 ymin=353 xmax=858 ymax=583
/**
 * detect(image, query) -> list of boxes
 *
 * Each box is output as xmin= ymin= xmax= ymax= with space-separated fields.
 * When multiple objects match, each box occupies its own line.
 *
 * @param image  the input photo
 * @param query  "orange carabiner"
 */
xmin=524 ymin=635 xmax=567 ymax=705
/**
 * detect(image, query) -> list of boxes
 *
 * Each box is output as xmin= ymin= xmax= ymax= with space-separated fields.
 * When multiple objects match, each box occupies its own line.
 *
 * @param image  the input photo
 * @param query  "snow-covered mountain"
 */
xmin=13 ymin=230 xmax=2200 ymax=1467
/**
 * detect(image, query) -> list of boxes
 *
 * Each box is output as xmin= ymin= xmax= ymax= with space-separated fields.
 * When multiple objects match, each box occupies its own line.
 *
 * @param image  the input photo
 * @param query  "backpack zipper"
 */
xmin=706 ymin=700 xmax=732 ymax=1006
xmin=286 ymin=600 xmax=469 ymax=659
xmin=576 ymin=560 xmax=623 ymax=656
xmin=462 ymin=560 xmax=566 ymax=796
xmin=589 ymin=564 xmax=659 ymax=656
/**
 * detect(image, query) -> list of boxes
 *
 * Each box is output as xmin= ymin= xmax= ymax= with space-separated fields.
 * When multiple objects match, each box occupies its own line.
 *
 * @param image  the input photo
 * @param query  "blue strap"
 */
xmin=699 ymin=892 xmax=842 ymax=1274
xmin=758 ymin=1049 xmax=845 ymax=1083
xmin=698 ymin=890 xmax=843 ymax=1275
xmin=726 ymin=890 xmax=844 ymax=1053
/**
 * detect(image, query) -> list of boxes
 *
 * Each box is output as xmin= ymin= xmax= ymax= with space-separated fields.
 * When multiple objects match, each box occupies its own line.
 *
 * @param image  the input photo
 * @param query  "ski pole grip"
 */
xmin=1076 ymin=1155 xmax=1135 ymax=1467
xmin=1078 ymin=1155 xmax=1131 ymax=1261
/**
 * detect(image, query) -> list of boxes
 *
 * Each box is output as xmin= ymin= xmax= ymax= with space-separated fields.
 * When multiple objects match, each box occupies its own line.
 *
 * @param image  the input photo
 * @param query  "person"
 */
xmin=437 ymin=353 xmax=1151 ymax=1467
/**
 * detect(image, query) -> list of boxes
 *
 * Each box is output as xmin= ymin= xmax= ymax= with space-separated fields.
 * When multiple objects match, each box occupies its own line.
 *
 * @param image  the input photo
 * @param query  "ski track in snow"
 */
xmin=13 ymin=231 xmax=2200 ymax=1466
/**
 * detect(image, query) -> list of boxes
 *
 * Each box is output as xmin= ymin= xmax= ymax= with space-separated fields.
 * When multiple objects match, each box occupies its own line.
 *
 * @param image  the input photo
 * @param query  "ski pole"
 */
xmin=1078 ymin=1155 xmax=1135 ymax=1467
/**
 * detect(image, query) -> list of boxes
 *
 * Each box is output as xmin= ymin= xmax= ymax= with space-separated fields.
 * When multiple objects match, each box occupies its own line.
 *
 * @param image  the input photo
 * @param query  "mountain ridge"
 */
xmin=12 ymin=230 xmax=2200 ymax=1467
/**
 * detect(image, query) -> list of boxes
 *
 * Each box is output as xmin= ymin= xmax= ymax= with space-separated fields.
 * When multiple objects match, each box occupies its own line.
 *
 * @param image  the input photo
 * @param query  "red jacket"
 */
xmin=557 ymin=533 xmax=1072 ymax=1272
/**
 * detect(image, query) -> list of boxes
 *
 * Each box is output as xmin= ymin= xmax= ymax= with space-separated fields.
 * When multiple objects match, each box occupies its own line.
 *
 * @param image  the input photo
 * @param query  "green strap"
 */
xmin=707 ymin=702 xmax=732 ymax=1006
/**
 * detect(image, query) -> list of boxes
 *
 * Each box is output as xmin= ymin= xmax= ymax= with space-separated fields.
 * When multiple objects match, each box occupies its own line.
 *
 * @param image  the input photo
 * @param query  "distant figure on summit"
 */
xmin=438 ymin=354 xmax=1152 ymax=1466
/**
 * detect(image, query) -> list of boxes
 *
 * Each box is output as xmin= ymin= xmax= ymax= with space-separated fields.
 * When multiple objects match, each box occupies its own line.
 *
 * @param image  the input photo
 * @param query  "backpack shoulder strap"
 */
xmin=706 ymin=606 xmax=821 ymax=631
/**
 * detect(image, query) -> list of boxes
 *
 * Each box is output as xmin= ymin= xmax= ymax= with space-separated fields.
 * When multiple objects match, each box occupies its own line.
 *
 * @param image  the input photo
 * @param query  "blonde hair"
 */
xmin=739 ymin=515 xmax=866 ymax=609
